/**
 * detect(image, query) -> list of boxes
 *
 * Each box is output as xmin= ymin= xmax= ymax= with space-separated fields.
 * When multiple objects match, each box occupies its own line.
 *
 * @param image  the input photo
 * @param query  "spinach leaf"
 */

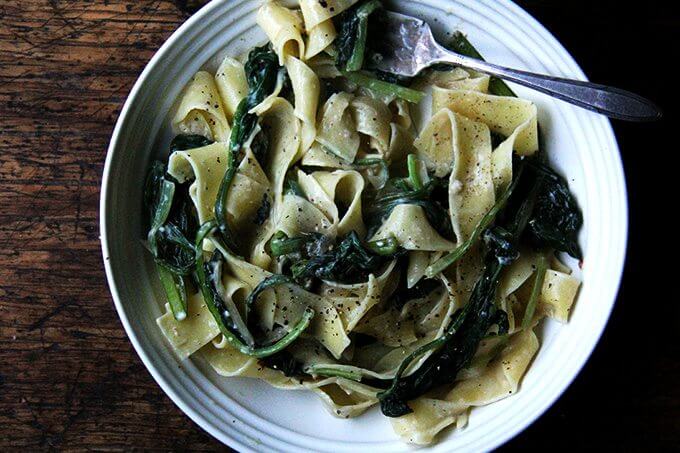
xmin=144 ymin=161 xmax=199 ymax=320
xmin=366 ymin=177 xmax=452 ymax=240
xmin=273 ymin=231 xmax=401 ymax=285
xmin=296 ymin=231 xmax=402 ymax=284
xmin=194 ymin=221 xmax=315 ymax=358
xmin=378 ymin=258 xmax=507 ymax=417
xmin=483 ymin=226 xmax=520 ymax=266
xmin=170 ymin=134 xmax=213 ymax=152
xmin=214 ymin=45 xmax=281 ymax=253
xmin=377 ymin=158 xmax=553 ymax=417
xmin=145 ymin=161 xmax=197 ymax=275
xmin=259 ymin=351 xmax=304 ymax=377
xmin=335 ymin=0 xmax=382 ymax=72
xmin=525 ymin=160 xmax=583 ymax=260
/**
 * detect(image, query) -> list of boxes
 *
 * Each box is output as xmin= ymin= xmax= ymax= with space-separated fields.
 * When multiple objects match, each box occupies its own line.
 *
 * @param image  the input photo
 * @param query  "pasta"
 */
xmin=144 ymin=0 xmax=584 ymax=445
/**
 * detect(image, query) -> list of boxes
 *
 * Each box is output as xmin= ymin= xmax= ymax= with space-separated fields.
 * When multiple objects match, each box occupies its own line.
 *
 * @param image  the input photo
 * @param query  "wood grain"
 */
xmin=0 ymin=0 xmax=676 ymax=451
xmin=0 ymin=1 xmax=220 ymax=450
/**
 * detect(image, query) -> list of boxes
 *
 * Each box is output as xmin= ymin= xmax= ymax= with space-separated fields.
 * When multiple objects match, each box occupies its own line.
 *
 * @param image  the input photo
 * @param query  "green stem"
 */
xmin=342 ymin=71 xmax=425 ymax=103
xmin=147 ymin=178 xmax=175 ymax=256
xmin=308 ymin=366 xmax=363 ymax=382
xmin=270 ymin=232 xmax=314 ymax=257
xmin=366 ymin=236 xmax=398 ymax=256
xmin=244 ymin=274 xmax=293 ymax=321
xmin=195 ymin=221 xmax=314 ymax=358
xmin=157 ymin=264 xmax=187 ymax=321
xmin=425 ymin=164 xmax=525 ymax=278
xmin=407 ymin=154 xmax=423 ymax=191
xmin=345 ymin=0 xmax=381 ymax=71
xmin=521 ymin=255 xmax=548 ymax=329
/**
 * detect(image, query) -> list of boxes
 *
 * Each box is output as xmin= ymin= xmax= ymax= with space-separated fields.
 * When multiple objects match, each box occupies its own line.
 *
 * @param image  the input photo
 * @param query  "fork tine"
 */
xmin=366 ymin=10 xmax=438 ymax=76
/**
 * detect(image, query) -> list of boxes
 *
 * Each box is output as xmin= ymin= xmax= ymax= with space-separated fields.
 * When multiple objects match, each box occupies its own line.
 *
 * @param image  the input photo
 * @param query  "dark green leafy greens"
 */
xmin=335 ymin=0 xmax=382 ymax=72
xmin=366 ymin=176 xmax=452 ymax=240
xmin=378 ymin=157 xmax=548 ymax=417
xmin=144 ymin=160 xmax=200 ymax=319
xmin=215 ymin=45 xmax=281 ymax=253
xmin=271 ymin=231 xmax=401 ymax=285
xmin=342 ymin=71 xmax=425 ymax=103
xmin=378 ymin=257 xmax=509 ymax=416
xmin=193 ymin=221 xmax=314 ymax=358
xmin=169 ymin=134 xmax=213 ymax=152
xmin=525 ymin=160 xmax=583 ymax=260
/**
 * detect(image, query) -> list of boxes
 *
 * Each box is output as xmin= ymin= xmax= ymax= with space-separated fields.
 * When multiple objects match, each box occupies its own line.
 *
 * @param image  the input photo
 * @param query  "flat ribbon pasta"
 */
xmin=370 ymin=204 xmax=455 ymax=251
xmin=257 ymin=1 xmax=306 ymax=64
xmin=215 ymin=56 xmax=248 ymax=121
xmin=432 ymin=88 xmax=539 ymax=156
xmin=173 ymin=71 xmax=230 ymax=142
xmin=151 ymin=14 xmax=585 ymax=445
xmin=316 ymin=92 xmax=361 ymax=162
xmin=390 ymin=329 xmax=539 ymax=445
xmin=305 ymin=19 xmax=336 ymax=59
xmin=351 ymin=95 xmax=391 ymax=153
xmin=250 ymin=97 xmax=302 ymax=267
xmin=298 ymin=169 xmax=366 ymax=237
xmin=156 ymin=293 xmax=220 ymax=360
xmin=414 ymin=108 xmax=495 ymax=244
xmin=285 ymin=55 xmax=320 ymax=152
xmin=167 ymin=142 xmax=228 ymax=224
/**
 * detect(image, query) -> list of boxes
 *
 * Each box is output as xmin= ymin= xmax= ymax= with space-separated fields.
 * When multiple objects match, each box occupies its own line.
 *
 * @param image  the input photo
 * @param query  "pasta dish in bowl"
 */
xmin=145 ymin=0 xmax=582 ymax=445
xmin=101 ymin=0 xmax=626 ymax=450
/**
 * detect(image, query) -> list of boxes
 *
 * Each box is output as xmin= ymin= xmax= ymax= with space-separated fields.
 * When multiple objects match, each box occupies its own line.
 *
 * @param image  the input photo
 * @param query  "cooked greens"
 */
xmin=194 ymin=221 xmax=314 ymax=358
xmin=272 ymin=230 xmax=402 ymax=285
xmin=145 ymin=6 xmax=585 ymax=442
xmin=342 ymin=71 xmax=425 ymax=103
xmin=169 ymin=134 xmax=214 ymax=152
xmin=215 ymin=44 xmax=281 ymax=253
xmin=525 ymin=160 xmax=583 ymax=260
xmin=377 ymin=158 xmax=546 ymax=417
xmin=144 ymin=160 xmax=199 ymax=319
xmin=335 ymin=0 xmax=382 ymax=72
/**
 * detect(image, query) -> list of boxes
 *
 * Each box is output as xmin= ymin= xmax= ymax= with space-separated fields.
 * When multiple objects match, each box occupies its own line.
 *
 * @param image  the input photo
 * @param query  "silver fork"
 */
xmin=367 ymin=11 xmax=661 ymax=121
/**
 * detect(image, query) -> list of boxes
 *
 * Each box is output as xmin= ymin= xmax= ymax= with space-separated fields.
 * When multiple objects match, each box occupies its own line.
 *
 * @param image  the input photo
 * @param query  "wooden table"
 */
xmin=1 ymin=1 xmax=676 ymax=450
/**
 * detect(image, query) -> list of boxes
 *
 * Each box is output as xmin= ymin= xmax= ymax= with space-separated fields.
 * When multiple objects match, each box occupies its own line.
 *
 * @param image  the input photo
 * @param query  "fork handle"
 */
xmin=434 ymin=49 xmax=661 ymax=121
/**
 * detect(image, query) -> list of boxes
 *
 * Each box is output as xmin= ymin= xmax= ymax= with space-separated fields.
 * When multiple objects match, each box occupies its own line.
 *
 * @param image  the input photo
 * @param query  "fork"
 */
xmin=367 ymin=11 xmax=661 ymax=121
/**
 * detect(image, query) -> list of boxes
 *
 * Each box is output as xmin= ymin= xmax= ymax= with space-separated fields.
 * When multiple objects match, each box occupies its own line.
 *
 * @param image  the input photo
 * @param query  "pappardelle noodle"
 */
xmin=144 ymin=0 xmax=583 ymax=445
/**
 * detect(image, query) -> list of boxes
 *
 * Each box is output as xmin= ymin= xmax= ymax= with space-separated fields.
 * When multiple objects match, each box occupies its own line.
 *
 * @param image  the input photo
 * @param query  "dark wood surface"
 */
xmin=0 ymin=1 xmax=676 ymax=450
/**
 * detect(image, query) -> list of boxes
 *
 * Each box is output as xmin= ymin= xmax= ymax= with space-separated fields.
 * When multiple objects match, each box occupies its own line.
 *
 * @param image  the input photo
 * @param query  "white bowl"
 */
xmin=101 ymin=0 xmax=627 ymax=450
